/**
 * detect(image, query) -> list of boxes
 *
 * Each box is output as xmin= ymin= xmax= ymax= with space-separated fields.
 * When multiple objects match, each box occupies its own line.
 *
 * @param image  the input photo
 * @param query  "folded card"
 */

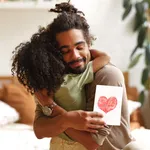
xmin=93 ymin=85 xmax=123 ymax=126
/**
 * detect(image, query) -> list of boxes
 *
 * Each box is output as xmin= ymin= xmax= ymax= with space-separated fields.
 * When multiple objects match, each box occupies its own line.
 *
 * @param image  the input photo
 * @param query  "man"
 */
xmin=33 ymin=2 xmax=136 ymax=150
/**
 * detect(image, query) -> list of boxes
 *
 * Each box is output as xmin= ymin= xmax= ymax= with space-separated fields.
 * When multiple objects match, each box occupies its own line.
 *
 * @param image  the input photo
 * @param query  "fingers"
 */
xmin=86 ymin=128 xmax=99 ymax=133
xmin=88 ymin=124 xmax=104 ymax=129
xmin=86 ymin=112 xmax=106 ymax=131
xmin=87 ymin=111 xmax=104 ymax=118
xmin=86 ymin=125 xmax=104 ymax=133
xmin=89 ymin=117 xmax=105 ymax=125
xmin=85 ymin=123 xmax=105 ymax=133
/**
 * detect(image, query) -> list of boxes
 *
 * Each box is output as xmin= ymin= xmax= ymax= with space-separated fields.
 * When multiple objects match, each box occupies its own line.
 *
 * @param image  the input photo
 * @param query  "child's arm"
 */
xmin=35 ymin=90 xmax=66 ymax=117
xmin=90 ymin=49 xmax=110 ymax=73
xmin=34 ymin=90 xmax=103 ymax=149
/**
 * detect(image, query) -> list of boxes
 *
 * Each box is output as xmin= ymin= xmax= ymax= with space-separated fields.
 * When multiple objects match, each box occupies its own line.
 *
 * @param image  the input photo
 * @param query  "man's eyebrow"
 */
xmin=74 ymin=41 xmax=85 ymax=46
xmin=59 ymin=41 xmax=85 ymax=51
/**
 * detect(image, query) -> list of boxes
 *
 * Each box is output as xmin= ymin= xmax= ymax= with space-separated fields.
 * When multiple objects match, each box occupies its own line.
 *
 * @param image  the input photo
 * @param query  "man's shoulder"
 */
xmin=96 ymin=63 xmax=123 ymax=75
xmin=94 ymin=63 xmax=124 ymax=85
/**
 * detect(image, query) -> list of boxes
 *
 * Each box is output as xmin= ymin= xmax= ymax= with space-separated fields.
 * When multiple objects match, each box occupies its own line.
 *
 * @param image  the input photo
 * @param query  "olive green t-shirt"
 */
xmin=54 ymin=61 xmax=93 ymax=111
xmin=54 ymin=61 xmax=93 ymax=141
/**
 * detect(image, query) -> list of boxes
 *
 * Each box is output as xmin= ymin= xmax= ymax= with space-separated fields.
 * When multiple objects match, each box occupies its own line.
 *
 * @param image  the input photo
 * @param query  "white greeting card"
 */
xmin=93 ymin=85 xmax=123 ymax=126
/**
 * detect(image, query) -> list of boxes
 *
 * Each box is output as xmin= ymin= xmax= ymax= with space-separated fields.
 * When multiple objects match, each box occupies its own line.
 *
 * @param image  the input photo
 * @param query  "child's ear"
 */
xmin=41 ymin=89 xmax=48 ymax=96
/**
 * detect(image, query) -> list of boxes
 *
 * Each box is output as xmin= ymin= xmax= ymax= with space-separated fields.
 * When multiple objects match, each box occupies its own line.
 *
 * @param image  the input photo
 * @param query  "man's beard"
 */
xmin=66 ymin=58 xmax=87 ymax=74
xmin=68 ymin=65 xmax=86 ymax=74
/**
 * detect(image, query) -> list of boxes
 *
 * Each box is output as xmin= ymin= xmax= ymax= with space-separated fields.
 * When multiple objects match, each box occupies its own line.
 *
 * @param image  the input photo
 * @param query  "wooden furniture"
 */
xmin=0 ymin=76 xmax=35 ymax=125
xmin=123 ymin=72 xmax=139 ymax=101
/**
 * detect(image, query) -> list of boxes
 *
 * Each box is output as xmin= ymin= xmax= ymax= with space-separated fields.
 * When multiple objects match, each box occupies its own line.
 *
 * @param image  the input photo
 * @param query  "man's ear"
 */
xmin=88 ymin=43 xmax=91 ymax=48
xmin=87 ymin=44 xmax=90 ymax=51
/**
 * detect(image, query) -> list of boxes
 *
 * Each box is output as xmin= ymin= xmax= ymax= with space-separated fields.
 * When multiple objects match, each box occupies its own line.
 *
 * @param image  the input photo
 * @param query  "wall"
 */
xmin=0 ymin=0 xmax=144 ymax=90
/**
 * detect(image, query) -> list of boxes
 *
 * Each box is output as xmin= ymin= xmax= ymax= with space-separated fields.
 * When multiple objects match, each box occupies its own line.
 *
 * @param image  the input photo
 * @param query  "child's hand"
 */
xmin=89 ymin=49 xmax=110 ymax=72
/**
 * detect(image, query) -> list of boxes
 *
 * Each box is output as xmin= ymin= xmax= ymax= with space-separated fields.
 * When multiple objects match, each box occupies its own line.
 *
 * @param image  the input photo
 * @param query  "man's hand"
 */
xmin=65 ymin=110 xmax=105 ymax=133
xmin=65 ymin=128 xmax=99 ymax=150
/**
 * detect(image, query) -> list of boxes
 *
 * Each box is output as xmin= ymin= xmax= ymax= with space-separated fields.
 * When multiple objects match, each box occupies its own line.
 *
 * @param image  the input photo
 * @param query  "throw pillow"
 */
xmin=0 ymin=100 xmax=19 ymax=126
xmin=2 ymin=82 xmax=36 ymax=125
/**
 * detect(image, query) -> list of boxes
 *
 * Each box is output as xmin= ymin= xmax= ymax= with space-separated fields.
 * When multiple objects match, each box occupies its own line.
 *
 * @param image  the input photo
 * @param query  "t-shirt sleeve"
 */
xmin=77 ymin=61 xmax=94 ymax=88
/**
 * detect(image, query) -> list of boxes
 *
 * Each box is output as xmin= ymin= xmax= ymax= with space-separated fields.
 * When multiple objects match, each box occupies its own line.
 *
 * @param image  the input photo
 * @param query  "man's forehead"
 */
xmin=56 ymin=29 xmax=86 ymax=46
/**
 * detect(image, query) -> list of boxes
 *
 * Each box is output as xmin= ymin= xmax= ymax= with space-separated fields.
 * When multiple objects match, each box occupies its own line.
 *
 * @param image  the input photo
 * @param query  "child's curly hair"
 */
xmin=11 ymin=29 xmax=66 ymax=95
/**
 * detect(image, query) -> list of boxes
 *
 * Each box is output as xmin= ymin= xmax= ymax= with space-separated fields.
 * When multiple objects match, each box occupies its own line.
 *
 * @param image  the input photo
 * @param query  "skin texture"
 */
xmin=56 ymin=29 xmax=91 ymax=74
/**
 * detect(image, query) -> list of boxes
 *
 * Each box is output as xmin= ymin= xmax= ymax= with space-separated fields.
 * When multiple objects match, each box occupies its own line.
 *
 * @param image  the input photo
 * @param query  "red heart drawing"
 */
xmin=98 ymin=96 xmax=117 ymax=113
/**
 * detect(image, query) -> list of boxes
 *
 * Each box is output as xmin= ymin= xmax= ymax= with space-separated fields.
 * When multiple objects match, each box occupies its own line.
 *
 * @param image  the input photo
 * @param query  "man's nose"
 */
xmin=71 ymin=49 xmax=80 ymax=59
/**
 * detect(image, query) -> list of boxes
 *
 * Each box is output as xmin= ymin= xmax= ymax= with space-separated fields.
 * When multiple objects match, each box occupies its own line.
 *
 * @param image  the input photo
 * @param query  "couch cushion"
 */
xmin=2 ymin=82 xmax=36 ymax=125
xmin=0 ymin=100 xmax=19 ymax=126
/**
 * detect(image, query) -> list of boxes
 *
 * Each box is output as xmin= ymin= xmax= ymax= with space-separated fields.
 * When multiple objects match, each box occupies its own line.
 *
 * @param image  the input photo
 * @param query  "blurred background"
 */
xmin=0 ymin=0 xmax=150 ymax=149
xmin=0 ymin=0 xmax=142 ymax=90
